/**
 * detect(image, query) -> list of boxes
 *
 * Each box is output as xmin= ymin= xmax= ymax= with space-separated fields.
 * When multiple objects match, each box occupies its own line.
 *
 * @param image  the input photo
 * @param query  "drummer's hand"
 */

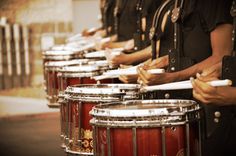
xmin=142 ymin=55 xmax=169 ymax=70
xmin=93 ymin=29 xmax=106 ymax=38
xmin=197 ymin=62 xmax=222 ymax=82
xmin=137 ymin=67 xmax=176 ymax=85
xmin=109 ymin=52 xmax=130 ymax=67
xmin=119 ymin=75 xmax=138 ymax=83
xmin=95 ymin=41 xmax=110 ymax=50
xmin=191 ymin=77 xmax=229 ymax=105
xmin=118 ymin=64 xmax=138 ymax=83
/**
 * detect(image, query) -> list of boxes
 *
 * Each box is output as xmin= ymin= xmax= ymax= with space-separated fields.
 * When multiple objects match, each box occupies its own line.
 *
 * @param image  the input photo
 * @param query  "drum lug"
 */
xmin=76 ymin=139 xmax=82 ymax=146
xmin=164 ymin=93 xmax=170 ymax=99
xmin=66 ymin=139 xmax=73 ymax=147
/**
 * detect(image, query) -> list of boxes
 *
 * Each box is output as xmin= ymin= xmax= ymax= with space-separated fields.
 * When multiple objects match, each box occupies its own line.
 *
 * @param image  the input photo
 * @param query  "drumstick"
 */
xmin=95 ymin=68 xmax=165 ymax=80
xmin=84 ymin=50 xmax=106 ymax=58
xmin=93 ymin=74 xmax=118 ymax=81
xmin=100 ymin=37 xmax=111 ymax=44
xmin=104 ymin=68 xmax=165 ymax=76
xmin=141 ymin=79 xmax=232 ymax=92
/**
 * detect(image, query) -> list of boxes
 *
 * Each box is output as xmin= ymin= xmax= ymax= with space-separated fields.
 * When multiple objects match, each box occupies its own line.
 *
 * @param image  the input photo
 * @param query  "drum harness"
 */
xmin=133 ymin=0 xmax=145 ymax=51
xmin=103 ymin=0 xmax=115 ymax=36
xmin=114 ymin=0 xmax=127 ymax=40
xmin=221 ymin=0 xmax=236 ymax=114
xmin=148 ymin=0 xmax=193 ymax=99
xmin=222 ymin=0 xmax=236 ymax=87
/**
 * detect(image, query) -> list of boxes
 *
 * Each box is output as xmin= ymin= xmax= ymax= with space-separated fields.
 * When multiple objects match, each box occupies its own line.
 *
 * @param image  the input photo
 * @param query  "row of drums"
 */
xmin=43 ymin=42 xmax=202 ymax=156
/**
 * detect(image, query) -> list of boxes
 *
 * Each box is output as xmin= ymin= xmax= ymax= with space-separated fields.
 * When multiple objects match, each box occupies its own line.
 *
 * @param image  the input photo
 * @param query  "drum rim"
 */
xmin=58 ymin=65 xmax=100 ymax=72
xmin=44 ymin=59 xmax=89 ymax=67
xmin=67 ymin=83 xmax=140 ymax=90
xmin=58 ymin=72 xmax=99 ymax=78
xmin=90 ymin=99 xmax=200 ymax=118
xmin=65 ymin=84 xmax=140 ymax=95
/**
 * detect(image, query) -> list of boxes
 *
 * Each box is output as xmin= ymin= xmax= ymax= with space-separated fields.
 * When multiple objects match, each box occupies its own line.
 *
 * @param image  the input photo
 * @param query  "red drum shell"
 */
xmin=64 ymin=84 xmax=140 ymax=155
xmin=91 ymin=99 xmax=201 ymax=156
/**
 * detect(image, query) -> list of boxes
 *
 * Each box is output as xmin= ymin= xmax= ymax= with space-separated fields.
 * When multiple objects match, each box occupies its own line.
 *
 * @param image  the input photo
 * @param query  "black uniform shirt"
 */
xmin=142 ymin=0 xmax=162 ymax=46
xmin=117 ymin=0 xmax=139 ymax=41
xmin=104 ymin=0 xmax=116 ymax=35
xmin=158 ymin=0 xmax=232 ymax=64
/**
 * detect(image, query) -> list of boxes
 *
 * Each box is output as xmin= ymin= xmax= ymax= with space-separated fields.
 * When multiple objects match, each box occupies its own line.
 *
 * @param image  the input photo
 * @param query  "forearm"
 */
xmin=175 ymin=55 xmax=224 ymax=81
xmin=127 ymin=46 xmax=152 ymax=65
xmin=108 ymin=40 xmax=130 ymax=49
xmin=219 ymin=87 xmax=236 ymax=105
xmin=176 ymin=24 xmax=232 ymax=81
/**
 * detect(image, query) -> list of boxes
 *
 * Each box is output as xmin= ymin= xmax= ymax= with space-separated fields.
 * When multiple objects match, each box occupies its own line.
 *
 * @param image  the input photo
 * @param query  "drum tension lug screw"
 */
xmin=165 ymin=93 xmax=170 ymax=99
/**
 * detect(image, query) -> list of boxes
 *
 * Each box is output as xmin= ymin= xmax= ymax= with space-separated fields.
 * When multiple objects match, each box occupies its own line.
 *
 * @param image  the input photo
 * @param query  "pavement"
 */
xmin=0 ymin=95 xmax=66 ymax=156
xmin=0 ymin=96 xmax=58 ymax=117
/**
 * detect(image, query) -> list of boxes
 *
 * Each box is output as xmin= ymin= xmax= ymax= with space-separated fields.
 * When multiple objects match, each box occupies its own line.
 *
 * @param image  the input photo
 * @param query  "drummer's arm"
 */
xmin=125 ymin=45 xmax=152 ymax=64
xmin=174 ymin=24 xmax=232 ymax=81
xmin=107 ymin=39 xmax=132 ymax=49
xmin=110 ymin=45 xmax=151 ymax=66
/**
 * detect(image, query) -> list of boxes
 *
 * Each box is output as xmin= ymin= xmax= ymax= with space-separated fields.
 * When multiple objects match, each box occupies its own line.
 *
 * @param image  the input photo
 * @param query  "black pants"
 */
xmin=202 ymin=114 xmax=236 ymax=156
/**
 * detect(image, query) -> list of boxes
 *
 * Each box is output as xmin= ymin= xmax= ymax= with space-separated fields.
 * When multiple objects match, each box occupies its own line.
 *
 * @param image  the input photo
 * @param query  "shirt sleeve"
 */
xmin=199 ymin=0 xmax=233 ymax=32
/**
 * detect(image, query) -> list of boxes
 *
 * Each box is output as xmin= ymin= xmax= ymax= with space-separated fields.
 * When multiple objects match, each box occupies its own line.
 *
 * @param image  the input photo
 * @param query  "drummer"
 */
xmin=100 ymin=0 xmax=161 ymax=66
xmin=191 ymin=62 xmax=236 ymax=156
xmin=80 ymin=0 xmax=116 ymax=38
xmin=137 ymin=0 xmax=232 ymax=85
xmin=191 ymin=62 xmax=236 ymax=105
xmin=135 ymin=0 xmax=234 ymax=155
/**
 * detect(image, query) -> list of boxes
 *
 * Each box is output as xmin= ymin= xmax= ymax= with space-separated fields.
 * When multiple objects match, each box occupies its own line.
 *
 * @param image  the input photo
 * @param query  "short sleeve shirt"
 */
xmin=159 ymin=0 xmax=233 ymax=63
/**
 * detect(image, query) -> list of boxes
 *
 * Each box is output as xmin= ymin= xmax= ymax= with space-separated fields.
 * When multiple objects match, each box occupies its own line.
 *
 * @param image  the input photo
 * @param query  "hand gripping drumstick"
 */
xmin=141 ymin=79 xmax=232 ymax=92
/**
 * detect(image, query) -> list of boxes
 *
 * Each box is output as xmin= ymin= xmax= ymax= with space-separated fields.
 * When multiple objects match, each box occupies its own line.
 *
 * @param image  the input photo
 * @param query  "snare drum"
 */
xmin=42 ymin=50 xmax=84 ymax=79
xmin=57 ymin=65 xmax=118 ymax=149
xmin=64 ymin=84 xmax=140 ymax=155
xmin=44 ymin=60 xmax=89 ymax=108
xmin=90 ymin=99 xmax=202 ymax=156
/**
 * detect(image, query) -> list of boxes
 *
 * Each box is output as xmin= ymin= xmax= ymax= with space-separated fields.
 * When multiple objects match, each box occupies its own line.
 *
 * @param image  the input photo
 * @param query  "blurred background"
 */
xmin=0 ymin=0 xmax=100 ymax=155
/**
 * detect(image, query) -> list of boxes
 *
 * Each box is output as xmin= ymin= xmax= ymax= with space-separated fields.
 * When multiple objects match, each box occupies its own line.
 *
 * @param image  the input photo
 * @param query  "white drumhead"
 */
xmin=44 ymin=59 xmax=89 ymax=68
xmin=66 ymin=85 xmax=122 ymax=95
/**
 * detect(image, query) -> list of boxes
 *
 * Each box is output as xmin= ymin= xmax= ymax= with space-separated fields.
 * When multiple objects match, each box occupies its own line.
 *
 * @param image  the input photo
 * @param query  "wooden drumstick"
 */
xmin=141 ymin=79 xmax=232 ymax=92
xmin=104 ymin=68 xmax=165 ymax=76
xmin=94 ymin=68 xmax=165 ymax=80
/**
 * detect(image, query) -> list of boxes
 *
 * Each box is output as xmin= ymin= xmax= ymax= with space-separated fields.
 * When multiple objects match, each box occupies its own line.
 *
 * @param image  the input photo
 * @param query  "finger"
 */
xmin=137 ymin=68 xmax=150 ymax=83
xmin=193 ymin=90 xmax=209 ymax=104
xmin=137 ymin=67 xmax=150 ymax=79
xmin=195 ymin=79 xmax=216 ymax=93
xmin=119 ymin=75 xmax=128 ymax=83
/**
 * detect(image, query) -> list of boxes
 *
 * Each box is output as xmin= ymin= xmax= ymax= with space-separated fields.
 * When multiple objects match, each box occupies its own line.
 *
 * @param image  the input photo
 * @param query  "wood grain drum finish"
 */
xmin=90 ymin=100 xmax=202 ymax=156
xmin=57 ymin=66 xmax=113 ymax=151
xmin=64 ymin=84 xmax=140 ymax=155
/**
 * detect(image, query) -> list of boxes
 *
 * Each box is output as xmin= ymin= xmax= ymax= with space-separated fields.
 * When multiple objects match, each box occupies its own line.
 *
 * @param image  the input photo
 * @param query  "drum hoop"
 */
xmin=90 ymin=114 xmax=201 ymax=128
xmin=59 ymin=65 xmax=100 ymax=72
xmin=65 ymin=85 xmax=128 ymax=94
xmin=60 ymin=72 xmax=99 ymax=78
xmin=67 ymin=96 xmax=123 ymax=103
xmin=65 ymin=91 xmax=125 ymax=99
xmin=65 ymin=84 xmax=140 ymax=94
xmin=43 ymin=55 xmax=75 ymax=60
xmin=45 ymin=66 xmax=62 ymax=71
xmin=90 ymin=99 xmax=200 ymax=118
xmin=44 ymin=59 xmax=89 ymax=67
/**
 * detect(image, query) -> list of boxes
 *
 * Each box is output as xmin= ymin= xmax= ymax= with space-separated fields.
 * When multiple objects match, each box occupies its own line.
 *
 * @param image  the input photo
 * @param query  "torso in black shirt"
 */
xmin=158 ymin=0 xmax=232 ymax=65
xmin=117 ymin=0 xmax=139 ymax=41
